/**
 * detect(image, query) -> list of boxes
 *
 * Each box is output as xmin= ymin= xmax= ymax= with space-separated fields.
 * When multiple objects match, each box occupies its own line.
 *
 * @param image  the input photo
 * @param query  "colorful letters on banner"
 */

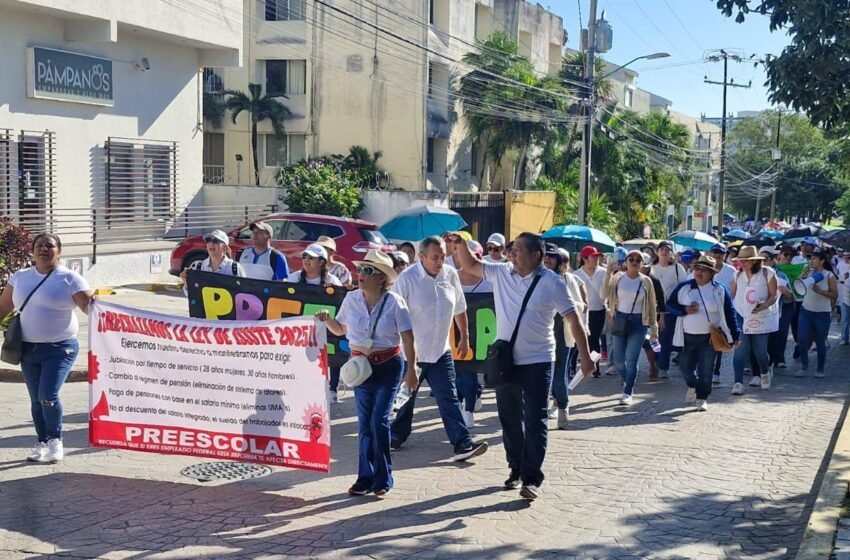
xmin=186 ymin=270 xmax=498 ymax=365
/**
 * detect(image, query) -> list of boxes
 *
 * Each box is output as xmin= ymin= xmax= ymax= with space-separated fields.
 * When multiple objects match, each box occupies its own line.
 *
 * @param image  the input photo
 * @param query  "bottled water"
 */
xmin=393 ymin=386 xmax=412 ymax=411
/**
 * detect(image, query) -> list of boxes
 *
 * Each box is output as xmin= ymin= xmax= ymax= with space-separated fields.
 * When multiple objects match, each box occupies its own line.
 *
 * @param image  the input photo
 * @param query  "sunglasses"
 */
xmin=626 ymin=257 xmax=643 ymax=264
xmin=301 ymin=254 xmax=316 ymax=260
xmin=487 ymin=246 xmax=502 ymax=253
xmin=356 ymin=264 xmax=383 ymax=276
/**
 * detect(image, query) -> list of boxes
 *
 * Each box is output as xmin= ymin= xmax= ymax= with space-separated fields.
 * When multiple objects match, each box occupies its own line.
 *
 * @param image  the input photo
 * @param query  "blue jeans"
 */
xmin=841 ymin=303 xmax=850 ymax=343
xmin=495 ymin=362 xmax=553 ymax=486
xmin=353 ymin=355 xmax=403 ymax=492
xmin=768 ymin=301 xmax=795 ymax=366
xmin=733 ymin=333 xmax=769 ymax=383
xmin=798 ymin=309 xmax=831 ymax=372
xmin=455 ymin=367 xmax=479 ymax=413
xmin=391 ymin=352 xmax=472 ymax=453
xmin=611 ymin=312 xmax=648 ymax=396
xmin=679 ymin=333 xmax=715 ymax=399
xmin=21 ymin=339 xmax=79 ymax=442
xmin=550 ymin=341 xmax=571 ymax=410
xmin=657 ymin=313 xmax=676 ymax=371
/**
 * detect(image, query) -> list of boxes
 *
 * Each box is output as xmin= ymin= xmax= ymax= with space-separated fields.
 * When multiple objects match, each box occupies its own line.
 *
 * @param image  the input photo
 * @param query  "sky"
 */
xmin=547 ymin=0 xmax=793 ymax=118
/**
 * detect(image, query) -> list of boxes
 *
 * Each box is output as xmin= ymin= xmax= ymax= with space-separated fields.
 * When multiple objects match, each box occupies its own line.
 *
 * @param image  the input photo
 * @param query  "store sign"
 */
xmin=27 ymin=47 xmax=113 ymax=106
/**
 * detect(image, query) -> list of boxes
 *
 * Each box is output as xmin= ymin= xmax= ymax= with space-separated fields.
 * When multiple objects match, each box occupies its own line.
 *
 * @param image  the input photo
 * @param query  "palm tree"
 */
xmin=223 ymin=83 xmax=292 ymax=185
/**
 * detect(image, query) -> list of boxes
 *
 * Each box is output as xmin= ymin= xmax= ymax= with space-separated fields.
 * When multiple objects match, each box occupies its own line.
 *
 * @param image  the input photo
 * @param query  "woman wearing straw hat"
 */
xmin=315 ymin=236 xmax=352 ymax=288
xmin=730 ymin=246 xmax=779 ymax=393
xmin=315 ymin=250 xmax=416 ymax=497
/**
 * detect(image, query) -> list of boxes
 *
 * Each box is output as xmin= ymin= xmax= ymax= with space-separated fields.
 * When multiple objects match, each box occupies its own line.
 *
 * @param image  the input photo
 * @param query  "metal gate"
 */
xmin=449 ymin=192 xmax=505 ymax=242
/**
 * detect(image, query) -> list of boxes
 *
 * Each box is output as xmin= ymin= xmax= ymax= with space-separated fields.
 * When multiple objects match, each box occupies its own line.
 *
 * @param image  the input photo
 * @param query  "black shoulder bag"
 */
xmin=1 ymin=269 xmax=55 ymax=365
xmin=485 ymin=273 xmax=543 ymax=388
xmin=610 ymin=278 xmax=642 ymax=337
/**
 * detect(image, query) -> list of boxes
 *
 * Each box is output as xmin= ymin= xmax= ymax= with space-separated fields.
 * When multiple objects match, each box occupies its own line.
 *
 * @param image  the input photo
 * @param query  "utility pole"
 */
xmin=705 ymin=50 xmax=750 ymax=233
xmin=769 ymin=109 xmax=782 ymax=221
xmin=577 ymin=0 xmax=598 ymax=224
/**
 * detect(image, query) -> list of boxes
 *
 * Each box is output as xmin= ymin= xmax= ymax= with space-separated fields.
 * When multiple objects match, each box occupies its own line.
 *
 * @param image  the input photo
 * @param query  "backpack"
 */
xmin=191 ymin=259 xmax=239 ymax=276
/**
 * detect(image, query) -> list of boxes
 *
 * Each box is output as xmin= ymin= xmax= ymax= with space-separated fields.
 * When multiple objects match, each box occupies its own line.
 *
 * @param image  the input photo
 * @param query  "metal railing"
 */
xmin=21 ymin=203 xmax=279 ymax=264
xmin=203 ymin=165 xmax=225 ymax=184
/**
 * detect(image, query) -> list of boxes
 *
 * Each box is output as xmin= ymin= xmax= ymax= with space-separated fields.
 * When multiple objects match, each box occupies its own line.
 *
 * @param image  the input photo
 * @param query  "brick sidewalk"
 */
xmin=0 ymin=307 xmax=848 ymax=559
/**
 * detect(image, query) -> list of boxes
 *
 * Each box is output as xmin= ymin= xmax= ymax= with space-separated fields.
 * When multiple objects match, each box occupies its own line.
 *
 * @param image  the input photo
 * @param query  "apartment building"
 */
xmin=203 ymin=0 xmax=566 ymax=192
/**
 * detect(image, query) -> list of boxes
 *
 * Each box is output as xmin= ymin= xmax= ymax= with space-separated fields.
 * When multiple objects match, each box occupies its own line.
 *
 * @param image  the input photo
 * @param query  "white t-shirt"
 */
xmin=482 ymin=262 xmax=575 ymax=366
xmin=392 ymin=262 xmax=467 ymax=363
xmin=680 ymin=283 xmax=720 ymax=335
xmin=191 ymin=257 xmax=246 ymax=277
xmin=336 ymin=290 xmax=412 ymax=349
xmin=803 ymin=270 xmax=834 ymax=313
xmin=650 ymin=262 xmax=685 ymax=301
xmin=575 ymin=267 xmax=606 ymax=311
xmin=615 ymin=275 xmax=645 ymax=314
xmin=714 ymin=263 xmax=736 ymax=290
xmin=238 ymin=247 xmax=288 ymax=281
xmin=733 ymin=267 xmax=775 ymax=316
xmin=286 ymin=270 xmax=342 ymax=286
xmin=9 ymin=266 xmax=90 ymax=343
xmin=837 ymin=260 xmax=850 ymax=305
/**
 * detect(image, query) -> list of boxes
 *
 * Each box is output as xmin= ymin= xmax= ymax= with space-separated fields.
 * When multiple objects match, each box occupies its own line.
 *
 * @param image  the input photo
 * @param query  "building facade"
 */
xmin=204 ymin=0 xmax=566 ymax=192
xmin=0 ymin=0 xmax=242 ymax=283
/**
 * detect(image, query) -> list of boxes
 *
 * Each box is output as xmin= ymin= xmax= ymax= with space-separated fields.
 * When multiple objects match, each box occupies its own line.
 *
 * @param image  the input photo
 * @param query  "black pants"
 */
xmin=587 ymin=310 xmax=606 ymax=373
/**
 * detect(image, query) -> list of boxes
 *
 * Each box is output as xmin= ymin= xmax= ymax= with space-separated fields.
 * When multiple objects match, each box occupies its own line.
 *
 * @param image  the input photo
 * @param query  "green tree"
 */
xmin=278 ymin=156 xmax=365 ymax=218
xmin=223 ymin=83 xmax=292 ymax=185
xmin=530 ymin=176 xmax=618 ymax=233
xmin=714 ymin=0 xmax=850 ymax=129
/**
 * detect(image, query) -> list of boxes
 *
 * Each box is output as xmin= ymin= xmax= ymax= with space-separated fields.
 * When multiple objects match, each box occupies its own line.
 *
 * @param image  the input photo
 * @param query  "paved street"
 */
xmin=0 ymin=290 xmax=848 ymax=559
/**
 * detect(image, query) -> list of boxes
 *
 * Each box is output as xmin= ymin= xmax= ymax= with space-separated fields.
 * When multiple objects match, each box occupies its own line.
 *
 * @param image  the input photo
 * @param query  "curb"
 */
xmin=0 ymin=369 xmax=87 ymax=383
xmin=795 ymin=391 xmax=850 ymax=559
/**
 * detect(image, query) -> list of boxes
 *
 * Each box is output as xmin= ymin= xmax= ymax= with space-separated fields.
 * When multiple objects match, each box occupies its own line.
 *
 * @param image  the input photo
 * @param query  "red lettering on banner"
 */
xmin=189 ymin=326 xmax=213 ymax=344
xmin=212 ymin=327 xmax=233 ymax=345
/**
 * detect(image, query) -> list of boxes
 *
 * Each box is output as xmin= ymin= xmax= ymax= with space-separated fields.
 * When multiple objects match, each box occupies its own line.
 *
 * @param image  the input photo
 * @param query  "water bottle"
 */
xmin=650 ymin=338 xmax=662 ymax=353
xmin=393 ymin=386 xmax=412 ymax=412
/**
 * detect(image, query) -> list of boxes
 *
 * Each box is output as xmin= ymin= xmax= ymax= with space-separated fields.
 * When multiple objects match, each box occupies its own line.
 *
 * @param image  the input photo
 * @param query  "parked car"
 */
xmin=169 ymin=213 xmax=394 ymax=277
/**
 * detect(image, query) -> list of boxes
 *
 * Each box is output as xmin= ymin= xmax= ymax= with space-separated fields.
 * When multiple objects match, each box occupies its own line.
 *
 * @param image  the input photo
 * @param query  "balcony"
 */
xmin=203 ymin=165 xmax=225 ymax=184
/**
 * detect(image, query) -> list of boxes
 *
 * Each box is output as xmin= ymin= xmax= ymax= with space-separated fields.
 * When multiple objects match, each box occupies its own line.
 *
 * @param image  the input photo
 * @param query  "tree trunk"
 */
xmin=513 ymin=146 xmax=528 ymax=191
xmin=251 ymin=116 xmax=260 ymax=186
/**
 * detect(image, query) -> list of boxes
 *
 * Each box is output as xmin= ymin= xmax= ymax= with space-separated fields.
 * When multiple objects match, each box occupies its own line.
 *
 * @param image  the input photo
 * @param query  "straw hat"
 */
xmin=353 ymin=249 xmax=398 ymax=283
xmin=734 ymin=246 xmax=765 ymax=261
xmin=693 ymin=255 xmax=717 ymax=271
xmin=315 ymin=235 xmax=337 ymax=252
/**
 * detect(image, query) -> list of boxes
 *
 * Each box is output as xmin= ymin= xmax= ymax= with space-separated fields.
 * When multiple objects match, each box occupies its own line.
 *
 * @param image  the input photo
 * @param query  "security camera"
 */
xmin=134 ymin=58 xmax=150 ymax=72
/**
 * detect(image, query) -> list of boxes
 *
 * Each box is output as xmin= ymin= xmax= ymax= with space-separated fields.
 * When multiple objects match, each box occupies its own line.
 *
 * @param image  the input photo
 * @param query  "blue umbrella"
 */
xmin=669 ymin=230 xmax=719 ymax=251
xmin=759 ymin=229 xmax=783 ymax=240
xmin=726 ymin=228 xmax=751 ymax=240
xmin=541 ymin=224 xmax=616 ymax=252
xmin=379 ymin=206 xmax=467 ymax=241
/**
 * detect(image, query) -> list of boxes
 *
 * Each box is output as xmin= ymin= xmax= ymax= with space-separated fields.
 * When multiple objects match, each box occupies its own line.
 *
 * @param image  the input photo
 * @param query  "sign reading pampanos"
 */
xmin=27 ymin=46 xmax=113 ymax=106
xmin=88 ymin=300 xmax=331 ymax=472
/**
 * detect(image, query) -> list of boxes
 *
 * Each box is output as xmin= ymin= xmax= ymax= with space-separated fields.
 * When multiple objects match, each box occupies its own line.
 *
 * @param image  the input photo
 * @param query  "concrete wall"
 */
xmin=505 ymin=190 xmax=556 ymax=240
xmin=199 ymin=183 xmax=280 ymax=209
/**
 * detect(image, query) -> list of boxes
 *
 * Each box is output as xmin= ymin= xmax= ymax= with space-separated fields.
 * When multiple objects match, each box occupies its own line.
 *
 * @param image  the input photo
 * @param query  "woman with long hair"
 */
xmin=316 ymin=250 xmax=415 ymax=497
xmin=797 ymin=247 xmax=838 ymax=378
xmin=0 ymin=233 xmax=94 ymax=463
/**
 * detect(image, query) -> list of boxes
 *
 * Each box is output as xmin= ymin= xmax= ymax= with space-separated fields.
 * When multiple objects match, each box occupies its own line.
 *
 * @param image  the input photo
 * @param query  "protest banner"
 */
xmin=88 ymin=299 xmax=331 ymax=472
xmin=186 ymin=270 xmax=498 ymax=364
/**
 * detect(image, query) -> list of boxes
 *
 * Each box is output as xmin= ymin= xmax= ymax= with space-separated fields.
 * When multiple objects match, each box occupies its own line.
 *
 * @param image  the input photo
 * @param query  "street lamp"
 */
xmin=578 ymin=52 xmax=670 ymax=224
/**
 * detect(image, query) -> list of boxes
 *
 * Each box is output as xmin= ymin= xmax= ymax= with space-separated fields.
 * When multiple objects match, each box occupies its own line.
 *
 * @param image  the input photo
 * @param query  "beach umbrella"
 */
xmin=759 ymin=229 xmax=783 ymax=240
xmin=541 ymin=224 xmax=616 ymax=252
xmin=669 ymin=230 xmax=718 ymax=251
xmin=726 ymin=228 xmax=751 ymax=240
xmin=379 ymin=206 xmax=467 ymax=241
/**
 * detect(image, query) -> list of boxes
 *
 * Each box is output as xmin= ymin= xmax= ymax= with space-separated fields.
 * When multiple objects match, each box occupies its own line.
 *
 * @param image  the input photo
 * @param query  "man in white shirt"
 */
xmin=237 ymin=221 xmax=289 ymax=281
xmin=650 ymin=240 xmax=685 ymax=379
xmin=390 ymin=236 xmax=489 ymax=462
xmin=450 ymin=231 xmax=595 ymax=501
xmin=484 ymin=233 xmax=507 ymax=263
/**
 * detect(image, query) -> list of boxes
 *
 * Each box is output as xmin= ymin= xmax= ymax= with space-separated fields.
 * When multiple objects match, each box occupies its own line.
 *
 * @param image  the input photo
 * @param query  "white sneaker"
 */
xmin=814 ymin=371 xmax=825 ymax=379
xmin=686 ymin=387 xmax=696 ymax=403
xmin=557 ymin=408 xmax=569 ymax=430
xmin=463 ymin=411 xmax=475 ymax=429
xmin=748 ymin=376 xmax=762 ymax=387
xmin=45 ymin=439 xmax=63 ymax=463
xmin=26 ymin=442 xmax=48 ymax=463
xmin=696 ymin=399 xmax=708 ymax=412
xmin=659 ymin=369 xmax=669 ymax=379
xmin=795 ymin=369 xmax=805 ymax=378
xmin=712 ymin=373 xmax=721 ymax=385
xmin=731 ymin=382 xmax=744 ymax=395
xmin=474 ymin=397 xmax=483 ymax=412
xmin=761 ymin=373 xmax=771 ymax=390
xmin=547 ymin=406 xmax=557 ymax=419
xmin=618 ymin=393 xmax=633 ymax=405
xmin=330 ymin=391 xmax=339 ymax=404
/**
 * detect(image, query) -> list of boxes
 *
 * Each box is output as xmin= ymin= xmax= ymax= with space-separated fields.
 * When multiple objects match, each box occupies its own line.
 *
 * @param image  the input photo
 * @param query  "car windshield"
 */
xmin=359 ymin=228 xmax=390 ymax=245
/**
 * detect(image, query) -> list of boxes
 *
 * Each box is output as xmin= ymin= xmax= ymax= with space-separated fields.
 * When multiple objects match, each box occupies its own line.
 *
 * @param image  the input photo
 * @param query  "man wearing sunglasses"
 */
xmin=484 ymin=233 xmax=507 ymax=263
xmin=389 ymin=236 xmax=489 ymax=462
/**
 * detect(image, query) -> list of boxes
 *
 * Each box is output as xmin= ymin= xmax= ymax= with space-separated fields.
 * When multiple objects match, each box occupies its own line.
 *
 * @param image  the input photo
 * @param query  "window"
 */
xmin=426 ymin=138 xmax=434 ymax=173
xmin=283 ymin=221 xmax=344 ymax=242
xmin=265 ymin=134 xmax=307 ymax=167
xmin=106 ymin=137 xmax=176 ymax=224
xmin=265 ymin=0 xmax=305 ymax=21
xmin=202 ymin=68 xmax=224 ymax=93
xmin=265 ymin=60 xmax=306 ymax=96
xmin=238 ymin=219 xmax=286 ymax=240
xmin=359 ymin=228 xmax=389 ymax=245
xmin=624 ymin=87 xmax=634 ymax=108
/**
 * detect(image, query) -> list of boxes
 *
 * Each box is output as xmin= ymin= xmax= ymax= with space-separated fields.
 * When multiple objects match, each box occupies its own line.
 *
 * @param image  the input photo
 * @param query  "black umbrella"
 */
xmin=782 ymin=226 xmax=818 ymax=241
xmin=818 ymin=230 xmax=850 ymax=251
xmin=741 ymin=235 xmax=777 ymax=250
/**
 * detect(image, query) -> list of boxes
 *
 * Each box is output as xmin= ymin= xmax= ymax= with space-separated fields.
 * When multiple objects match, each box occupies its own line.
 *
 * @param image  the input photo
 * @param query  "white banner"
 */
xmin=87 ymin=300 xmax=331 ymax=471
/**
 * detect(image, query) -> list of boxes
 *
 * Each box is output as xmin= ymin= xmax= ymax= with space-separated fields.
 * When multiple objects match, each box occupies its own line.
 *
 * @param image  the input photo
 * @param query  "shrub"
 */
xmin=0 ymin=218 xmax=33 ymax=291
xmin=278 ymin=156 xmax=365 ymax=218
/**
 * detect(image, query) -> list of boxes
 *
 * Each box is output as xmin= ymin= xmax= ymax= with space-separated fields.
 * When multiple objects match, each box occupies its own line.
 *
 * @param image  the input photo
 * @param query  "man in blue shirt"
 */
xmin=238 ymin=221 xmax=289 ymax=281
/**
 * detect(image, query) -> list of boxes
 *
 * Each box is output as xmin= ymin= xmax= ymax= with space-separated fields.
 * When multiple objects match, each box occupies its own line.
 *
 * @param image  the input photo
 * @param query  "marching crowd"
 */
xmin=4 ymin=222 xmax=847 ymax=503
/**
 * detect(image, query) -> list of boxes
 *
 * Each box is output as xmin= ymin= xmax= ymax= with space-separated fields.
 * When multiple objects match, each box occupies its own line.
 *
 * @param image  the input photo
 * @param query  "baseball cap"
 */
xmin=486 ymin=233 xmax=506 ymax=247
xmin=545 ymin=242 xmax=561 ymax=256
xmin=802 ymin=236 xmax=819 ymax=246
xmin=641 ymin=253 xmax=652 ymax=267
xmin=392 ymin=250 xmax=410 ymax=265
xmin=203 ymin=230 xmax=229 ymax=244
xmin=680 ymin=249 xmax=695 ymax=264
xmin=811 ymin=247 xmax=829 ymax=259
xmin=580 ymin=246 xmax=602 ymax=260
xmin=658 ymin=240 xmax=674 ymax=250
xmin=614 ymin=246 xmax=628 ymax=262
xmin=301 ymin=243 xmax=328 ymax=260
xmin=249 ymin=221 xmax=274 ymax=236
xmin=709 ymin=243 xmax=727 ymax=254
xmin=759 ymin=246 xmax=780 ymax=256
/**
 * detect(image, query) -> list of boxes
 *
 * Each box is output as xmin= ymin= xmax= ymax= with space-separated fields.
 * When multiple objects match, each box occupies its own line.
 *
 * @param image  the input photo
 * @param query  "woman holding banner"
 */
xmin=797 ymin=248 xmax=838 ymax=378
xmin=730 ymin=247 xmax=778 ymax=393
xmin=0 ymin=233 xmax=93 ymax=463
xmin=287 ymin=244 xmax=342 ymax=287
xmin=315 ymin=250 xmax=416 ymax=497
